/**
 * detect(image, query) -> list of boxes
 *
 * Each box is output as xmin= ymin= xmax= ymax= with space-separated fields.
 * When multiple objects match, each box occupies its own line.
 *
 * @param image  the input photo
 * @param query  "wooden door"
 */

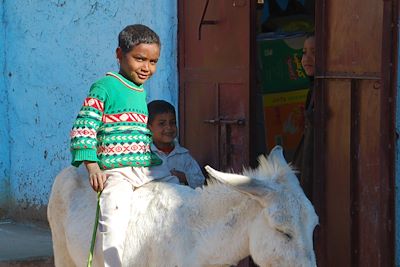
xmin=178 ymin=0 xmax=254 ymax=266
xmin=178 ymin=0 xmax=252 ymax=173
xmin=313 ymin=0 xmax=397 ymax=266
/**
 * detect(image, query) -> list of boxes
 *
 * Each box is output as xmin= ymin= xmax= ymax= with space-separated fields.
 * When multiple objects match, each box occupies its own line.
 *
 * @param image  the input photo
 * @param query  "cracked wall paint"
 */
xmin=2 ymin=0 xmax=178 ymax=218
xmin=0 ymin=0 xmax=11 ymax=215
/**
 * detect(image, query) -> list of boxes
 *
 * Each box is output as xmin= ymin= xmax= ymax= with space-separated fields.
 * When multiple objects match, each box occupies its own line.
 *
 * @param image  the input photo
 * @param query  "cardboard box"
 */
xmin=257 ymin=32 xmax=310 ymax=93
xmin=263 ymin=89 xmax=309 ymax=157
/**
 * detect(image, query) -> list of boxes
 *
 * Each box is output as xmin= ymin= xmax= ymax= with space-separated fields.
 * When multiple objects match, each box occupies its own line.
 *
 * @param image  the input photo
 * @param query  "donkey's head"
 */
xmin=205 ymin=146 xmax=318 ymax=267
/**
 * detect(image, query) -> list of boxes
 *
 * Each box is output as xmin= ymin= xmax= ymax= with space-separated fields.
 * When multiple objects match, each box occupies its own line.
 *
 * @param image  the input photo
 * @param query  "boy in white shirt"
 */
xmin=147 ymin=100 xmax=205 ymax=188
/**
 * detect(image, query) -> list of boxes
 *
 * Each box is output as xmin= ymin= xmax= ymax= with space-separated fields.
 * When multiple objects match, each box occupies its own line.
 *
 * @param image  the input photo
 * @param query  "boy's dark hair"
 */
xmin=118 ymin=24 xmax=161 ymax=53
xmin=306 ymin=32 xmax=315 ymax=38
xmin=147 ymin=100 xmax=176 ymax=124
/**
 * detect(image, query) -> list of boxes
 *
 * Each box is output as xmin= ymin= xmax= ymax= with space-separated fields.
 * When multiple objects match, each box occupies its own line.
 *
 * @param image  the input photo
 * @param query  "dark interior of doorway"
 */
xmin=251 ymin=0 xmax=315 ymax=166
xmin=246 ymin=2 xmax=316 ymax=266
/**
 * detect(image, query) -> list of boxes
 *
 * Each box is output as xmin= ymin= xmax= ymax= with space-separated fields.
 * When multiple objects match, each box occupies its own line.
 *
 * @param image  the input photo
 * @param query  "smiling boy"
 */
xmin=70 ymin=24 xmax=173 ymax=267
xmin=147 ymin=100 xmax=205 ymax=189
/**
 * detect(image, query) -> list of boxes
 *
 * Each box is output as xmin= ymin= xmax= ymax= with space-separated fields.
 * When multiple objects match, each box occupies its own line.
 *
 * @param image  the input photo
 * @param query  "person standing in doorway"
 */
xmin=293 ymin=33 xmax=315 ymax=200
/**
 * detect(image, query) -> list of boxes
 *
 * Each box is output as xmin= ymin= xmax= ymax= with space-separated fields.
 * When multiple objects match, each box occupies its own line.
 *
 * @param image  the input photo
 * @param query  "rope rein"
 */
xmin=87 ymin=191 xmax=101 ymax=267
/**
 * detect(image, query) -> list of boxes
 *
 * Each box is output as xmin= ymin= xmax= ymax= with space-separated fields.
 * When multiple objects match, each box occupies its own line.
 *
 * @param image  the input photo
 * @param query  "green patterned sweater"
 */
xmin=70 ymin=72 xmax=161 ymax=169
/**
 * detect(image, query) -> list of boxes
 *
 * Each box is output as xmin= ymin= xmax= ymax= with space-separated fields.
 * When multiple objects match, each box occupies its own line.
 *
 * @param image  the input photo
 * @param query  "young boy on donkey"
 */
xmin=70 ymin=24 xmax=174 ymax=267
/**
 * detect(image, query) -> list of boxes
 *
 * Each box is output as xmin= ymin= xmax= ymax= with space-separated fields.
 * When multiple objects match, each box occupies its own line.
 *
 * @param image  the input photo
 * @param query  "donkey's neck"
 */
xmin=192 ymin=183 xmax=261 ymax=265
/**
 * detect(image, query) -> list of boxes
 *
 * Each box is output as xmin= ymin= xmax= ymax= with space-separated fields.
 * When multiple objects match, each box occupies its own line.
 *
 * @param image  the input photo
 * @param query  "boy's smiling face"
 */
xmin=301 ymin=36 xmax=315 ymax=77
xmin=148 ymin=112 xmax=177 ymax=149
xmin=116 ymin=43 xmax=160 ymax=85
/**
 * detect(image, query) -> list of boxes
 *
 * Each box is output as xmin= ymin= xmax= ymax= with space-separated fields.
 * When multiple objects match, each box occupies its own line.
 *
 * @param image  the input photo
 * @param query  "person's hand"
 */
xmin=171 ymin=169 xmax=188 ymax=185
xmin=84 ymin=161 xmax=108 ymax=192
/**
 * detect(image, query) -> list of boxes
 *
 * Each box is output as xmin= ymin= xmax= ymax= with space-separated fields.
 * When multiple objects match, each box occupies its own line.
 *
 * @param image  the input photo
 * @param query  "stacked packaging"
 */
xmin=257 ymin=32 xmax=310 ymax=158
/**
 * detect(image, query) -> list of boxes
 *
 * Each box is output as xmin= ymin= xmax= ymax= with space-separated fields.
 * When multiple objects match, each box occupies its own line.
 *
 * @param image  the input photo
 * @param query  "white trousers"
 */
xmin=95 ymin=165 xmax=177 ymax=267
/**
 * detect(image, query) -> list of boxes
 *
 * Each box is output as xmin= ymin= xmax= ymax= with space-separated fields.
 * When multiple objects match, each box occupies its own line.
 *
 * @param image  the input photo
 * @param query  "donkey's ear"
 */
xmin=268 ymin=145 xmax=288 ymax=167
xmin=205 ymin=165 xmax=252 ymax=185
xmin=205 ymin=165 xmax=276 ymax=202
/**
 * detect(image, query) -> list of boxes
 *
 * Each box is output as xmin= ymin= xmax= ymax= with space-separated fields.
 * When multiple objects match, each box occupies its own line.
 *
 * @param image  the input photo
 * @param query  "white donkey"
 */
xmin=48 ymin=146 xmax=318 ymax=267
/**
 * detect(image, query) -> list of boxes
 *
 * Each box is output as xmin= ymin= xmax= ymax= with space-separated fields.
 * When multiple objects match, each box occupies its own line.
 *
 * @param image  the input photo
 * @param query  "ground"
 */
xmin=0 ymin=220 xmax=53 ymax=267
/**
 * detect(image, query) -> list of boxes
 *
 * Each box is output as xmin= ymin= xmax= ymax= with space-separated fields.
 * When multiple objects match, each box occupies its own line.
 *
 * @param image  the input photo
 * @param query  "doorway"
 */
xmin=254 ymin=0 xmax=315 ymax=162
xmin=178 ymin=0 xmax=315 ymax=171
xmin=178 ymin=0 xmax=396 ymax=267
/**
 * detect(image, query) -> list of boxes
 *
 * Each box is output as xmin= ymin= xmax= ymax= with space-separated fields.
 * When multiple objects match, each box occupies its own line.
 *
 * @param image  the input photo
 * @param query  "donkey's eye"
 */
xmin=276 ymin=228 xmax=293 ymax=240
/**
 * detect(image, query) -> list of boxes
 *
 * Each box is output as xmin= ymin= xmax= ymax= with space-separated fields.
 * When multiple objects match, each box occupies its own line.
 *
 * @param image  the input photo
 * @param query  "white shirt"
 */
xmin=150 ymin=142 xmax=205 ymax=188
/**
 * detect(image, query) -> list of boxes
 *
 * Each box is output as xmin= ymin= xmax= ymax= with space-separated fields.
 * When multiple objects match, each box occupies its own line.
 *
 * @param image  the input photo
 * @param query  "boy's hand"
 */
xmin=171 ymin=169 xmax=188 ymax=185
xmin=84 ymin=161 xmax=108 ymax=192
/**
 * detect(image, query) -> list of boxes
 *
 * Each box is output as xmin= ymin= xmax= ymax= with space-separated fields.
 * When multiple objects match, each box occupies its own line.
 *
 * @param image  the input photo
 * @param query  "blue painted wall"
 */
xmin=0 ymin=0 xmax=178 ymax=218
xmin=0 ymin=0 xmax=11 ymax=213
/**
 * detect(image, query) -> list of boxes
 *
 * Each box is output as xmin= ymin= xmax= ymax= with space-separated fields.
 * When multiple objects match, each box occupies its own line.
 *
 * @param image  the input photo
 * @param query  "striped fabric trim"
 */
xmin=102 ymin=112 xmax=148 ymax=124
xmin=70 ymin=127 xmax=97 ymax=139
xmin=99 ymin=125 xmax=149 ymax=134
xmin=106 ymin=72 xmax=144 ymax=92
xmin=78 ymin=110 xmax=102 ymax=120
xmin=97 ymin=133 xmax=149 ymax=143
xmin=71 ymin=138 xmax=97 ymax=147
xmin=74 ymin=120 xmax=100 ymax=128
xmin=98 ymin=143 xmax=150 ymax=156
xmin=83 ymin=97 xmax=104 ymax=112
xmin=102 ymin=155 xmax=153 ymax=165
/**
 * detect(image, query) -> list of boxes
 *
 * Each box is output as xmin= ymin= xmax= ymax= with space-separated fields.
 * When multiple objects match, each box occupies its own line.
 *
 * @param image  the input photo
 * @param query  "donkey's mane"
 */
xmin=192 ymin=154 xmax=292 ymax=208
xmin=243 ymin=155 xmax=294 ymax=182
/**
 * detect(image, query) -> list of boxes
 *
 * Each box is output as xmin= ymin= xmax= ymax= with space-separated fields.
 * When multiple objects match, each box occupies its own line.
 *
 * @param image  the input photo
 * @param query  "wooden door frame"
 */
xmin=313 ymin=0 xmax=397 ymax=266
xmin=177 ymin=1 xmax=260 ymax=266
